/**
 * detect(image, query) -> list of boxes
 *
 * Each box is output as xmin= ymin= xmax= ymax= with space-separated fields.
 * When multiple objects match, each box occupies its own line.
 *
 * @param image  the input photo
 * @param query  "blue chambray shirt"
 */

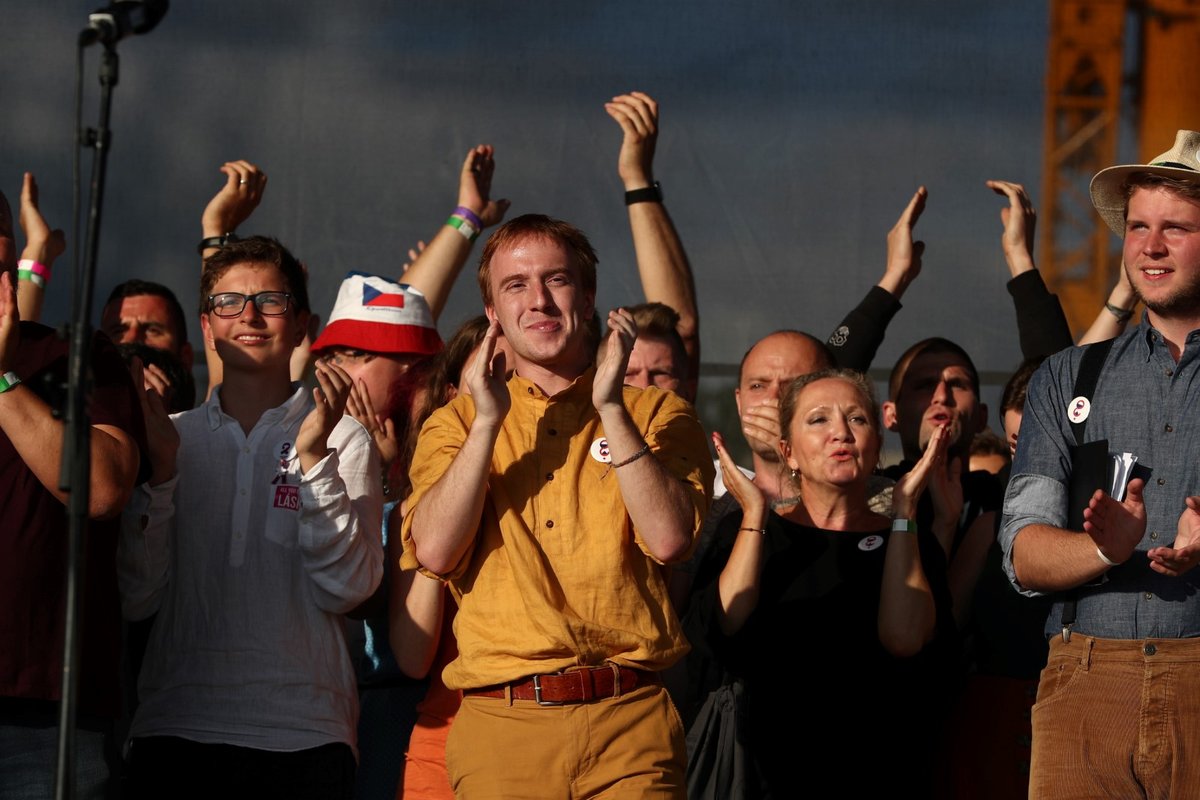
xmin=1000 ymin=318 xmax=1200 ymax=639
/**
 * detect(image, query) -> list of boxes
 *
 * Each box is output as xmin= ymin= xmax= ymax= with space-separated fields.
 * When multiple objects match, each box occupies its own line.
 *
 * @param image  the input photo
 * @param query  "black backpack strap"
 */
xmin=1068 ymin=337 xmax=1114 ymax=446
xmin=1060 ymin=337 xmax=1115 ymax=640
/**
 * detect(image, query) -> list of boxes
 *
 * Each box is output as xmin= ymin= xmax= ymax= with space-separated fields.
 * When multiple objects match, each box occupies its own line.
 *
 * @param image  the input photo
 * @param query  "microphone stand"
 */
xmin=55 ymin=41 xmax=118 ymax=800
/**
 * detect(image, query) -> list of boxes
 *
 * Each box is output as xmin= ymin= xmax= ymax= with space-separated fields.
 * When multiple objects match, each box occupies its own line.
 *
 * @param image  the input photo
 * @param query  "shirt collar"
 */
xmin=205 ymin=382 xmax=309 ymax=431
xmin=509 ymin=365 xmax=597 ymax=403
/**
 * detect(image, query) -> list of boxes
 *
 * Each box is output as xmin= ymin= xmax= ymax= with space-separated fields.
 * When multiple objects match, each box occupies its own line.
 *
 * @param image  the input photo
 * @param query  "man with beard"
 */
xmin=1002 ymin=129 xmax=1200 ymax=797
xmin=882 ymin=337 xmax=999 ymax=565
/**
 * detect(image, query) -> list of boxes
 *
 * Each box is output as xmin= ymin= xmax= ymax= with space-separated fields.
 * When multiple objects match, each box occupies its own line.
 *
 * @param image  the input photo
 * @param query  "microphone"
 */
xmin=79 ymin=0 xmax=169 ymax=47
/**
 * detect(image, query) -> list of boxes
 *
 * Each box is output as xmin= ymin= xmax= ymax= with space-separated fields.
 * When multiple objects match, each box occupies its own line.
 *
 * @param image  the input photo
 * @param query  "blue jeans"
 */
xmin=0 ymin=708 xmax=112 ymax=800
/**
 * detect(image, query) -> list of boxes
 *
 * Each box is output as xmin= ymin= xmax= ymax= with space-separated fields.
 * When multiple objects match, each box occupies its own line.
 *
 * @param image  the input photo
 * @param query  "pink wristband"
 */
xmin=18 ymin=259 xmax=50 ymax=281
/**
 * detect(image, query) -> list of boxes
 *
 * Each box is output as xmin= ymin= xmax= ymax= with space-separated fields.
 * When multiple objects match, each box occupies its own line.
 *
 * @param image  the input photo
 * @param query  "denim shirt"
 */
xmin=1000 ymin=318 xmax=1200 ymax=639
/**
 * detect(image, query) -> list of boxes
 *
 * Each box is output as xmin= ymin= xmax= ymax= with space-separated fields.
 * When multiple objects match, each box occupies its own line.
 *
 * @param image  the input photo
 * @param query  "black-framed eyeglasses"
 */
xmin=207 ymin=291 xmax=292 ymax=318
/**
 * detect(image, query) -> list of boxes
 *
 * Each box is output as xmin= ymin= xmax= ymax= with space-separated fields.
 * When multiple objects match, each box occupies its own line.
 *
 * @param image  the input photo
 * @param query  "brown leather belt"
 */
xmin=464 ymin=665 xmax=658 ymax=705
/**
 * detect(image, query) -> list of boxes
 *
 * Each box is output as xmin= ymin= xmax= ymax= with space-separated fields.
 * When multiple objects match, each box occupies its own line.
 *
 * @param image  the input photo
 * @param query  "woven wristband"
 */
xmin=0 ymin=371 xmax=21 ymax=394
xmin=453 ymin=206 xmax=484 ymax=230
xmin=891 ymin=518 xmax=917 ymax=533
xmin=1104 ymin=302 xmax=1133 ymax=323
xmin=612 ymin=443 xmax=651 ymax=469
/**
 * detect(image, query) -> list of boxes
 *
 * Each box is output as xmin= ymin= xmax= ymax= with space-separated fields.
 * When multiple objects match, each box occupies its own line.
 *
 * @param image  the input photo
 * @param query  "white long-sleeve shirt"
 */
xmin=118 ymin=385 xmax=383 ymax=753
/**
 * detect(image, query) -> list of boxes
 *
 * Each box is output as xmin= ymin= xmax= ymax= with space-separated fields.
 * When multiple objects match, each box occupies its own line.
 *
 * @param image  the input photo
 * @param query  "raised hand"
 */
xmin=1082 ymin=478 xmax=1146 ymax=566
xmin=605 ymin=91 xmax=658 ymax=190
xmin=926 ymin=451 xmax=964 ymax=550
xmin=297 ymin=362 xmax=353 ymax=472
xmin=1148 ymin=495 xmax=1200 ymax=577
xmin=131 ymin=357 xmax=180 ymax=485
xmin=464 ymin=319 xmax=511 ymax=429
xmin=986 ymin=180 xmax=1037 ymax=274
xmin=713 ymin=430 xmax=765 ymax=519
xmin=893 ymin=422 xmax=950 ymax=519
xmin=458 ymin=145 xmax=510 ymax=228
xmin=201 ymin=159 xmax=267 ymax=237
xmin=399 ymin=240 xmax=427 ymax=275
xmin=741 ymin=400 xmax=784 ymax=462
xmin=0 ymin=269 xmax=18 ymax=374
xmin=593 ymin=309 xmax=637 ymax=413
xmin=0 ymin=188 xmax=13 ymax=271
xmin=348 ymin=378 xmax=399 ymax=472
xmin=882 ymin=186 xmax=927 ymax=295
xmin=18 ymin=173 xmax=66 ymax=266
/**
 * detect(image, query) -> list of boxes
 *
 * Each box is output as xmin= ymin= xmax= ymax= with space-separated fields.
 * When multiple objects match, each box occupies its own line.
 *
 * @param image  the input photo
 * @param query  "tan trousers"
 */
xmin=445 ymin=683 xmax=685 ymax=799
xmin=1030 ymin=635 xmax=1200 ymax=800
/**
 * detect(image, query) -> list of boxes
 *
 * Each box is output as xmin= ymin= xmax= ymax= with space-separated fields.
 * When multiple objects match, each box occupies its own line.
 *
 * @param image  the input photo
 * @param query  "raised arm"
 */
xmin=605 ymin=92 xmax=699 ymax=381
xmin=878 ymin=422 xmax=945 ymax=657
xmin=199 ymin=160 xmax=269 ymax=397
xmin=406 ymin=320 xmax=510 ymax=575
xmin=0 ymin=190 xmax=138 ymax=518
xmin=1078 ymin=267 xmax=1137 ymax=345
xmin=593 ymin=309 xmax=702 ymax=563
xmin=295 ymin=363 xmax=384 ymax=612
xmin=987 ymin=180 xmax=1073 ymax=358
xmin=117 ymin=368 xmax=179 ymax=620
xmin=402 ymin=145 xmax=510 ymax=320
xmin=16 ymin=172 xmax=65 ymax=323
xmin=826 ymin=187 xmax=926 ymax=371
xmin=710 ymin=431 xmax=769 ymax=635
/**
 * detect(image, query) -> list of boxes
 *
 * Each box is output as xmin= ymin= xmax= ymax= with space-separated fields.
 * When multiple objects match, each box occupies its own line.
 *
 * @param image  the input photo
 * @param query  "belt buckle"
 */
xmin=532 ymin=674 xmax=566 ymax=706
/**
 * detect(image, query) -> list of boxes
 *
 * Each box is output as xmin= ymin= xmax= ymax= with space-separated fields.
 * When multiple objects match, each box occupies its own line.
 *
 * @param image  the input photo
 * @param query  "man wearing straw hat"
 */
xmin=1001 ymin=130 xmax=1200 ymax=797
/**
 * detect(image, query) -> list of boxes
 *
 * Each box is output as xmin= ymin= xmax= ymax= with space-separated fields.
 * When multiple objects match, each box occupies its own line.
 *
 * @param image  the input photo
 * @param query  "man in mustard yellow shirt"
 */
xmin=402 ymin=214 xmax=712 ymax=798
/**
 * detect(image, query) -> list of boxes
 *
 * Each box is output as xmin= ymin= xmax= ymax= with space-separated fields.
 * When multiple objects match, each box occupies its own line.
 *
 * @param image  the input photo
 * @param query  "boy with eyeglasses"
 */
xmin=118 ymin=236 xmax=383 ymax=800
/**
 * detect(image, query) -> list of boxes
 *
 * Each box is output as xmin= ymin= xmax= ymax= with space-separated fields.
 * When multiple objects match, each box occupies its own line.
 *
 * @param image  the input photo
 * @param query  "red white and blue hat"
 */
xmin=311 ymin=272 xmax=442 ymax=356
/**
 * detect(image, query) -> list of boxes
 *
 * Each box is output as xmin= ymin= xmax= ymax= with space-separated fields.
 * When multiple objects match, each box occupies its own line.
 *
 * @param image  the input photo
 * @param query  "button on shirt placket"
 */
xmin=535 ymin=397 xmax=565 ymax=539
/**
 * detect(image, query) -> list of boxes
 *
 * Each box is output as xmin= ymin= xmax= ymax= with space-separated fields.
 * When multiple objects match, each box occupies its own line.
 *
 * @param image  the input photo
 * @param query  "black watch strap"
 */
xmin=624 ymin=182 xmax=662 ymax=206
xmin=197 ymin=233 xmax=240 ymax=255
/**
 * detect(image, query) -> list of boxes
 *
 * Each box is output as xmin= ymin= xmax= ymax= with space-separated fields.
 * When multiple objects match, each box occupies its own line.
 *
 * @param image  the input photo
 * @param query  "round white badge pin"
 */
xmin=858 ymin=535 xmax=884 ymax=552
xmin=590 ymin=437 xmax=612 ymax=464
xmin=1067 ymin=396 xmax=1091 ymax=424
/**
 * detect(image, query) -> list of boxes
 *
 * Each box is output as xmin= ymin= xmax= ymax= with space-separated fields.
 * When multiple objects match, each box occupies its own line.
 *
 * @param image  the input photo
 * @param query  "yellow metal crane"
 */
xmin=1041 ymin=0 xmax=1200 ymax=333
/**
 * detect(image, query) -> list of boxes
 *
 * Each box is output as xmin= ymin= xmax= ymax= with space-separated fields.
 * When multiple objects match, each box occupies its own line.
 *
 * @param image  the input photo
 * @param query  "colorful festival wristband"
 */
xmin=446 ymin=214 xmax=480 ymax=242
xmin=0 ymin=371 xmax=21 ymax=394
xmin=17 ymin=259 xmax=49 ymax=288
xmin=453 ymin=206 xmax=484 ymax=230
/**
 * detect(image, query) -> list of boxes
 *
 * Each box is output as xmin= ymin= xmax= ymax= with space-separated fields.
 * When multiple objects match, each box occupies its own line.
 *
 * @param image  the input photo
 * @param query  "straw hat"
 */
xmin=311 ymin=272 xmax=442 ymax=355
xmin=1090 ymin=129 xmax=1200 ymax=236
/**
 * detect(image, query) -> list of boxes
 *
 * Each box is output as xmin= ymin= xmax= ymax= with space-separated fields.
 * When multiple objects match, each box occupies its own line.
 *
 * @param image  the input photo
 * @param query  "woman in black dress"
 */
xmin=686 ymin=368 xmax=957 ymax=797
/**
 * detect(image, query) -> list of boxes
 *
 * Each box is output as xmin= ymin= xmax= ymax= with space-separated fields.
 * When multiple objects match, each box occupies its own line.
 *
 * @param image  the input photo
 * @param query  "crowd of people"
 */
xmin=3 ymin=89 xmax=1199 ymax=800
